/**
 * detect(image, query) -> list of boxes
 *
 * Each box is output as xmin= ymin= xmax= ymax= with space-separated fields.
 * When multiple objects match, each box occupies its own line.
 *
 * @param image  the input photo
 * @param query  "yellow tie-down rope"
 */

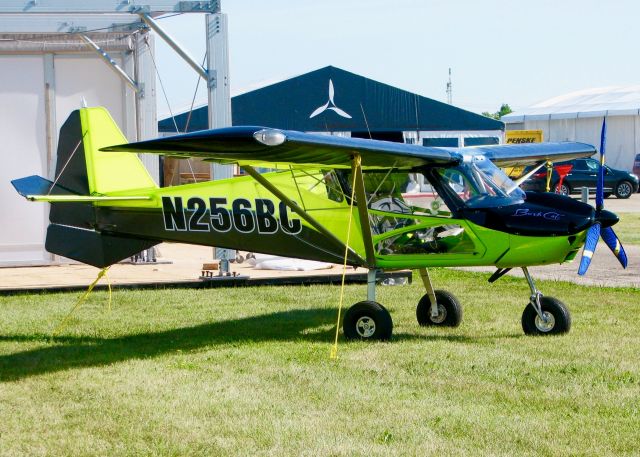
xmin=51 ymin=266 xmax=112 ymax=337
xmin=330 ymin=156 xmax=360 ymax=359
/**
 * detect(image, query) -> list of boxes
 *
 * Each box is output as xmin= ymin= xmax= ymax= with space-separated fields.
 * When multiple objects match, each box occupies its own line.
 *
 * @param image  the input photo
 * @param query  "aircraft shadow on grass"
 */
xmin=0 ymin=307 xmax=521 ymax=383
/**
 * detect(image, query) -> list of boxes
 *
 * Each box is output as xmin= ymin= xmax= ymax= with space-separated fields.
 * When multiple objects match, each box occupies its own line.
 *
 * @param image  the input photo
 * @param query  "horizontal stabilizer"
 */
xmin=46 ymin=224 xmax=157 ymax=268
xmin=11 ymin=175 xmax=150 ymax=202
xmin=27 ymin=195 xmax=151 ymax=203
xmin=11 ymin=175 xmax=77 ymax=198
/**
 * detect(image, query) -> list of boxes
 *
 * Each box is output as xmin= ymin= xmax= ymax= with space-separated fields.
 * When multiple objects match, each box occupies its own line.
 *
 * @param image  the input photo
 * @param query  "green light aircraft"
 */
xmin=12 ymin=107 xmax=628 ymax=340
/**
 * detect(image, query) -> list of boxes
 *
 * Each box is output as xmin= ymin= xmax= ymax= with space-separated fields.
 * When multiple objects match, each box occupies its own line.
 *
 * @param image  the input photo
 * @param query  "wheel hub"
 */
xmin=430 ymin=304 xmax=447 ymax=324
xmin=618 ymin=182 xmax=632 ymax=197
xmin=534 ymin=311 xmax=555 ymax=332
xmin=355 ymin=316 xmax=376 ymax=338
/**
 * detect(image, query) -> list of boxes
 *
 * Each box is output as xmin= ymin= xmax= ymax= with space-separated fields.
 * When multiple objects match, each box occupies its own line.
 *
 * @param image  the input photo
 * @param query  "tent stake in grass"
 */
xmin=51 ymin=267 xmax=111 ymax=338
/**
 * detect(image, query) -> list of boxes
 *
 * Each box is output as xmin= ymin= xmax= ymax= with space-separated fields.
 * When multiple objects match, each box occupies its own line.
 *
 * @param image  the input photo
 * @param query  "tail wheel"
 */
xmin=343 ymin=301 xmax=393 ymax=341
xmin=521 ymin=296 xmax=571 ymax=335
xmin=416 ymin=290 xmax=463 ymax=327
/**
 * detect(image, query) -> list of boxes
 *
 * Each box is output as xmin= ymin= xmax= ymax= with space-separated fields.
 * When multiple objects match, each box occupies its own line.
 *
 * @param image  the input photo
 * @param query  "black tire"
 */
xmin=416 ymin=290 xmax=463 ymax=327
xmin=614 ymin=180 xmax=633 ymax=199
xmin=603 ymin=192 xmax=612 ymax=199
xmin=343 ymin=301 xmax=393 ymax=341
xmin=521 ymin=296 xmax=571 ymax=335
xmin=558 ymin=183 xmax=571 ymax=196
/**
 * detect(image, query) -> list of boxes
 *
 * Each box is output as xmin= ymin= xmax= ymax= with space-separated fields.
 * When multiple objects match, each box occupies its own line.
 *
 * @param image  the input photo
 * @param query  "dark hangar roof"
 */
xmin=159 ymin=66 xmax=504 ymax=133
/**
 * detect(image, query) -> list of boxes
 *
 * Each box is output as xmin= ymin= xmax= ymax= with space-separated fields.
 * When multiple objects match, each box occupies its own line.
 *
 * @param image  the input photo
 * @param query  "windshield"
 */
xmin=436 ymin=155 xmax=525 ymax=208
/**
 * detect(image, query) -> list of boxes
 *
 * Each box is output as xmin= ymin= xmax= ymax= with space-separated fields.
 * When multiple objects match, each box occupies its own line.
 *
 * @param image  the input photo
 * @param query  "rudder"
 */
xmin=50 ymin=107 xmax=158 ymax=228
xmin=47 ymin=107 xmax=159 ymax=265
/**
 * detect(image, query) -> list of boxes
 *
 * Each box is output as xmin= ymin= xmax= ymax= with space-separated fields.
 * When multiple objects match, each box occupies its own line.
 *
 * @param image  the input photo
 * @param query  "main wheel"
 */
xmin=343 ymin=301 xmax=393 ymax=341
xmin=416 ymin=290 xmax=463 ymax=327
xmin=558 ymin=183 xmax=571 ymax=196
xmin=521 ymin=296 xmax=571 ymax=335
xmin=615 ymin=180 xmax=633 ymax=199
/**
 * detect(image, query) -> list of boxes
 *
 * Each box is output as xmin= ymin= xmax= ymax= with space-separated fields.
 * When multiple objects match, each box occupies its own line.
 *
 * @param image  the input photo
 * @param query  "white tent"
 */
xmin=502 ymin=85 xmax=640 ymax=170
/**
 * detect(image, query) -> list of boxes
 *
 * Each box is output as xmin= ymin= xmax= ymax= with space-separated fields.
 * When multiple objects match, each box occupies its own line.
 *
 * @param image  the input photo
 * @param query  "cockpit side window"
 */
xmin=359 ymin=170 xmax=453 ymax=218
xmin=337 ymin=169 xmax=453 ymax=236
xmin=432 ymin=156 xmax=526 ymax=209
xmin=438 ymin=168 xmax=484 ymax=203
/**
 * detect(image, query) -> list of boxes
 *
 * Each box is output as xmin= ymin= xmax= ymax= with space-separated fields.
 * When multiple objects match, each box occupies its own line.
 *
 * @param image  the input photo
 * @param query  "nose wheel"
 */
xmin=521 ymin=267 xmax=571 ymax=335
xmin=521 ymin=296 xmax=571 ymax=335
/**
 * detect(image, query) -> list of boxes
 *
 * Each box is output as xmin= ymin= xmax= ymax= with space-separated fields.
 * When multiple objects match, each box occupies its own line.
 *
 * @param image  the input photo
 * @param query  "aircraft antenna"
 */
xmin=446 ymin=68 xmax=453 ymax=105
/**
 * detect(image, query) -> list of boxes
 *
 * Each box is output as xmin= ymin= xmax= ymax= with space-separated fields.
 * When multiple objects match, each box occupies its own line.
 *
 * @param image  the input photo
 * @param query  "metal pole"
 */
xmin=138 ymin=13 xmax=208 ymax=81
xmin=207 ymin=13 xmax=233 ymax=178
xmin=581 ymin=187 xmax=589 ymax=203
xmin=206 ymin=12 xmax=235 ymax=261
xmin=81 ymin=35 xmax=140 ymax=92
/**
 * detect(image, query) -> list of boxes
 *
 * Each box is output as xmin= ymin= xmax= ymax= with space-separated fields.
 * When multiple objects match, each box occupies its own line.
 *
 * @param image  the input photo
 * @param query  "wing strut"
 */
xmin=351 ymin=155 xmax=376 ymax=267
xmin=242 ymin=165 xmax=365 ymax=265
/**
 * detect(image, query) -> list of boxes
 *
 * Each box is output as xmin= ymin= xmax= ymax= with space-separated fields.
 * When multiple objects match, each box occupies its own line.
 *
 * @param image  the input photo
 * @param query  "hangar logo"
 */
xmin=309 ymin=79 xmax=353 ymax=119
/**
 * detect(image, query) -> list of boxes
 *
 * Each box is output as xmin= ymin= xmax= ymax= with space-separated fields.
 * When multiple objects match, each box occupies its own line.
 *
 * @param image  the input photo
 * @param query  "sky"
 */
xmin=153 ymin=0 xmax=640 ymax=119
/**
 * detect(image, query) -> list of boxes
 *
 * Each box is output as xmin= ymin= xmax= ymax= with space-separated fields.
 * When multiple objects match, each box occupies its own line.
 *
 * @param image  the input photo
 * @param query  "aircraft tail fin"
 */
xmin=39 ymin=107 xmax=157 ymax=227
xmin=55 ymin=107 xmax=158 ymax=196
xmin=12 ymin=107 xmax=159 ymax=267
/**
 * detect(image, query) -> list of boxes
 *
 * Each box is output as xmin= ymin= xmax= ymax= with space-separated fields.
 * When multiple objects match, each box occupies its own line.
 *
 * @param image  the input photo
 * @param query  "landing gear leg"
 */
xmin=416 ymin=268 xmax=463 ymax=327
xmin=367 ymin=268 xmax=378 ymax=302
xmin=521 ymin=267 xmax=571 ymax=335
xmin=343 ymin=269 xmax=393 ymax=341
xmin=522 ymin=267 xmax=545 ymax=321
xmin=419 ymin=268 xmax=439 ymax=320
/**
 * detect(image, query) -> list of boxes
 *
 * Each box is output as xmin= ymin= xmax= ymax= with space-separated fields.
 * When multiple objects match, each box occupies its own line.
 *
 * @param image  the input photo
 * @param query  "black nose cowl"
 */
xmin=595 ymin=209 xmax=619 ymax=228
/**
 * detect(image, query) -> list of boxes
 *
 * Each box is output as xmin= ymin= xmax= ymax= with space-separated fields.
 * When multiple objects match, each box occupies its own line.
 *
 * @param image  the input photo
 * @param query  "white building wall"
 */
xmin=0 ymin=42 xmax=157 ymax=266
xmin=605 ymin=116 xmax=635 ymax=170
xmin=517 ymin=116 xmax=637 ymax=170
xmin=0 ymin=56 xmax=50 ymax=264
xmin=54 ymin=56 xmax=128 ymax=138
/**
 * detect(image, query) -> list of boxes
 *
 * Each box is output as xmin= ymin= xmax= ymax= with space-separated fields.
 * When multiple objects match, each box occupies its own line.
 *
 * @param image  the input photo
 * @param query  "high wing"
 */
xmin=103 ymin=126 xmax=596 ymax=169
xmin=469 ymin=142 xmax=596 ymax=167
xmin=102 ymin=127 xmax=460 ymax=169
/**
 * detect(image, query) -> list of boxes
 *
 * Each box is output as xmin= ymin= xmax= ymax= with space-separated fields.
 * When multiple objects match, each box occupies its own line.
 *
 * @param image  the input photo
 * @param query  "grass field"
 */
xmin=1 ymin=269 xmax=639 ymax=456
xmin=616 ymin=212 xmax=640 ymax=247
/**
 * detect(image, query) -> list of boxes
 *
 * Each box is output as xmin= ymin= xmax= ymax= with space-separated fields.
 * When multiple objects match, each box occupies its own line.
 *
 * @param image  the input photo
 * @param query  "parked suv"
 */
xmin=521 ymin=158 xmax=639 ymax=199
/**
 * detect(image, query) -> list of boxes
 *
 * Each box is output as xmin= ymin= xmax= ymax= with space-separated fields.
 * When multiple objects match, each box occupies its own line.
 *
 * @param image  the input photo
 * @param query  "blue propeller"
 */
xmin=578 ymin=118 xmax=628 ymax=275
